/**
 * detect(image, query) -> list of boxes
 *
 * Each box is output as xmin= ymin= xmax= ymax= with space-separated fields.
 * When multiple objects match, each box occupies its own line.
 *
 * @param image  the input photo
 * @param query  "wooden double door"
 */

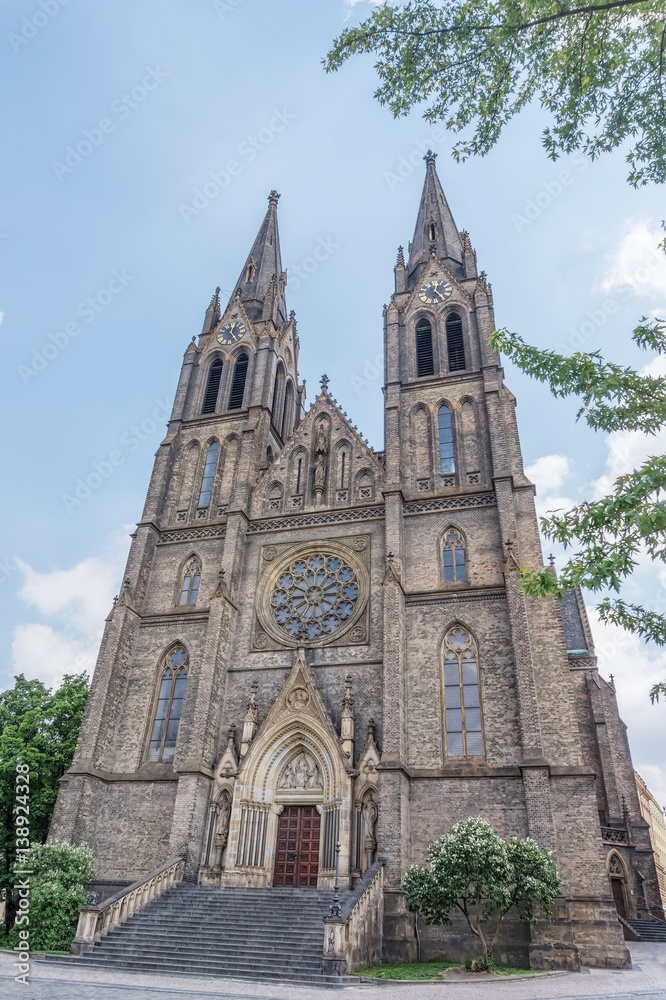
xmin=273 ymin=805 xmax=320 ymax=887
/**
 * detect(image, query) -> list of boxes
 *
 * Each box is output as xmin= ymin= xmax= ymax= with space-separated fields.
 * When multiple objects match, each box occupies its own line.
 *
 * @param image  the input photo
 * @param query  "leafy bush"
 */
xmin=403 ymin=817 xmax=561 ymax=965
xmin=9 ymin=842 xmax=95 ymax=952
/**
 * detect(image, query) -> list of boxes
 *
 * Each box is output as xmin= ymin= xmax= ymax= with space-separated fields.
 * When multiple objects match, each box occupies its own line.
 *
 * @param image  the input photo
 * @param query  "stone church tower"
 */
xmin=50 ymin=154 xmax=663 ymax=969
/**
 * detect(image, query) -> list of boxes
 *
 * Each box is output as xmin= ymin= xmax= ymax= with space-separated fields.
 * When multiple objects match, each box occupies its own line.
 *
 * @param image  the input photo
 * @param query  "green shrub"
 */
xmin=9 ymin=842 xmax=95 ymax=953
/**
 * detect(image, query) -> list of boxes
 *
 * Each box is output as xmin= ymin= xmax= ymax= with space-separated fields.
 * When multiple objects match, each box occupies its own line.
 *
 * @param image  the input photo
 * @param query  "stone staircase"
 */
xmin=626 ymin=916 xmax=666 ymax=942
xmin=43 ymin=884 xmax=354 ymax=985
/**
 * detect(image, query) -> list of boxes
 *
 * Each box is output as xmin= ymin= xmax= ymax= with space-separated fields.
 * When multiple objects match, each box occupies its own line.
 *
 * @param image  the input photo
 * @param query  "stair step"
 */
xmin=68 ymin=883 xmax=353 ymax=983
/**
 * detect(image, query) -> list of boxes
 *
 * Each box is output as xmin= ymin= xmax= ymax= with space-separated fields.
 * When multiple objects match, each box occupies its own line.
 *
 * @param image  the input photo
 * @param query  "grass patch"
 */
xmin=356 ymin=960 xmax=460 ymax=979
xmin=356 ymin=960 xmax=535 ymax=979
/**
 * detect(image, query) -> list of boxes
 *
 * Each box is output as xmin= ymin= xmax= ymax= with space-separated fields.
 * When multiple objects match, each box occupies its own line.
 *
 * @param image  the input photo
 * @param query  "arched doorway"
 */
xmin=608 ymin=851 xmax=629 ymax=919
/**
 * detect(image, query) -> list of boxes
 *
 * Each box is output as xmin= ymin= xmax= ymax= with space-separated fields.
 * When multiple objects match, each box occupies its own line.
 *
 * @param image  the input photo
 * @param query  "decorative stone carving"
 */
xmin=362 ymin=792 xmax=378 ymax=868
xmin=278 ymin=751 xmax=322 ymax=790
xmin=240 ymin=681 xmax=258 ymax=757
xmin=214 ymin=793 xmax=232 ymax=856
xmin=340 ymin=674 xmax=355 ymax=763
xmin=287 ymin=687 xmax=310 ymax=711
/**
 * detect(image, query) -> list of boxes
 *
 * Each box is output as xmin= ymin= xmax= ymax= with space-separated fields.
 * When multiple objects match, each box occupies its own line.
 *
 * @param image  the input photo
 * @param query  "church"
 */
xmin=50 ymin=152 xmax=664 ymax=974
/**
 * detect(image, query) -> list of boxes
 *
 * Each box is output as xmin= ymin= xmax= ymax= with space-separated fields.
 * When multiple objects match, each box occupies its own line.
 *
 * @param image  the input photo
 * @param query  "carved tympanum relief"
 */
xmin=278 ymin=750 xmax=323 ymax=790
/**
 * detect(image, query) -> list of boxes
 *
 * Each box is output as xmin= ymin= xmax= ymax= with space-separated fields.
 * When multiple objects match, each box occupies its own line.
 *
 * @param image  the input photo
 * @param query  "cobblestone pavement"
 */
xmin=1 ymin=944 xmax=665 ymax=1000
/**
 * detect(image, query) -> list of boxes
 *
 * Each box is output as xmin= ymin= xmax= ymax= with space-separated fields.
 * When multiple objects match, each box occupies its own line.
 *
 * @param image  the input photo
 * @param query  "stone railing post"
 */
xmin=322 ymin=861 xmax=384 ymax=977
xmin=70 ymin=857 xmax=185 ymax=956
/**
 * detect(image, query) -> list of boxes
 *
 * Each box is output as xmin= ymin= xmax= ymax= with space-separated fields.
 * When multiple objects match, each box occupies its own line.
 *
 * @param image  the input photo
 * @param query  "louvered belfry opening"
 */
xmin=446 ymin=313 xmax=466 ymax=371
xmin=202 ymin=359 xmax=223 ymax=414
xmin=228 ymin=354 xmax=249 ymax=409
xmin=415 ymin=319 xmax=434 ymax=377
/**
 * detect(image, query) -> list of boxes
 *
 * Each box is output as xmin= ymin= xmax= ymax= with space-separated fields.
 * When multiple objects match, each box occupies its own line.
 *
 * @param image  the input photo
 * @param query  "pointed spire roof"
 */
xmin=408 ymin=151 xmax=463 ymax=282
xmin=229 ymin=190 xmax=287 ymax=325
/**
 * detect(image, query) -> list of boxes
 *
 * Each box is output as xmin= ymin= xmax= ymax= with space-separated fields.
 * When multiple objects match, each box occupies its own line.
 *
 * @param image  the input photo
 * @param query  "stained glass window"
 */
xmin=443 ymin=627 xmax=483 ymax=757
xmin=270 ymin=553 xmax=360 ymax=643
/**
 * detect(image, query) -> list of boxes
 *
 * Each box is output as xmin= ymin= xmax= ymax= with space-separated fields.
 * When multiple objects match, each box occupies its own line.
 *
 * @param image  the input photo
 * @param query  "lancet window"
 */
xmin=443 ymin=529 xmax=466 ymax=582
xmin=446 ymin=313 xmax=466 ymax=371
xmin=438 ymin=405 xmax=455 ymax=475
xmin=197 ymin=441 xmax=218 ymax=508
xmin=147 ymin=646 xmax=189 ymax=763
xmin=202 ymin=359 xmax=223 ymax=414
xmin=228 ymin=353 xmax=248 ymax=409
xmin=442 ymin=627 xmax=483 ymax=757
xmin=416 ymin=319 xmax=434 ymax=377
xmin=178 ymin=556 xmax=201 ymax=605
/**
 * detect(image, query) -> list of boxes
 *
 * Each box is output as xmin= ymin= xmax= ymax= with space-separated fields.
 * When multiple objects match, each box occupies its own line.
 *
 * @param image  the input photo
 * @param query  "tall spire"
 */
xmin=408 ymin=151 xmax=463 ymax=282
xmin=229 ymin=190 xmax=287 ymax=325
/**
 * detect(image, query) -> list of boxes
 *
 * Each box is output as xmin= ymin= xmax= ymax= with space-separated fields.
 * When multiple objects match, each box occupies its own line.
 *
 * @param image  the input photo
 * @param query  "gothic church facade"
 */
xmin=50 ymin=154 xmax=663 ymax=968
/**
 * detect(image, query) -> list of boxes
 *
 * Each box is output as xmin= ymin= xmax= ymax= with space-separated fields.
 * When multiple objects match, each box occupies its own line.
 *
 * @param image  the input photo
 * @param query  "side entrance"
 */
xmin=274 ymin=805 xmax=321 ymax=887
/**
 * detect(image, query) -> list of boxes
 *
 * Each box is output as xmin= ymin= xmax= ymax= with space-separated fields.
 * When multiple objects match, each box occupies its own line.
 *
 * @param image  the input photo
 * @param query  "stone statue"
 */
xmin=315 ymin=420 xmax=329 ymax=455
xmin=213 ymin=794 xmax=232 ymax=867
xmin=362 ymin=794 xmax=378 ymax=868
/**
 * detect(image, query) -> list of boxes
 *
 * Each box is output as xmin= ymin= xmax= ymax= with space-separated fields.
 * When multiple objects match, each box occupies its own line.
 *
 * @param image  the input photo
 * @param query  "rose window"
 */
xmin=270 ymin=554 xmax=360 ymax=642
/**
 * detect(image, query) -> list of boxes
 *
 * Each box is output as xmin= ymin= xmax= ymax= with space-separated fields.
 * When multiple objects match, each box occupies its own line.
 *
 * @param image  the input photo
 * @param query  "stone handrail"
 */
xmin=70 ymin=857 xmax=185 ymax=955
xmin=322 ymin=861 xmax=384 ymax=977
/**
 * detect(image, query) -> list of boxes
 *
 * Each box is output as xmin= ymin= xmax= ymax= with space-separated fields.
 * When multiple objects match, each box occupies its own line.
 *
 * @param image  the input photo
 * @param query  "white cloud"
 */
xmin=524 ymin=454 xmax=576 ymax=541
xmin=9 ymin=529 xmax=130 ymax=691
xmin=11 ymin=624 xmax=96 ymax=691
xmin=525 ymin=454 xmax=572 ymax=496
xmin=587 ymin=608 xmax=666 ymax=805
xmin=600 ymin=218 xmax=666 ymax=303
xmin=591 ymin=355 xmax=666 ymax=499
xmin=0 ymin=311 xmax=4 ymax=325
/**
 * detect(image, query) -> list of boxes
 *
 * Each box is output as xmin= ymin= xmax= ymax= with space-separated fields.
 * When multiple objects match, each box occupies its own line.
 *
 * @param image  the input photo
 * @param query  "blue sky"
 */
xmin=1 ymin=0 xmax=665 ymax=802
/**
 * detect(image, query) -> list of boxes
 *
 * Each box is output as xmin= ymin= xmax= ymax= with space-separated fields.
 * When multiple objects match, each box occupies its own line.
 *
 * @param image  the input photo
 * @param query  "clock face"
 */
xmin=418 ymin=280 xmax=453 ymax=305
xmin=216 ymin=320 xmax=246 ymax=345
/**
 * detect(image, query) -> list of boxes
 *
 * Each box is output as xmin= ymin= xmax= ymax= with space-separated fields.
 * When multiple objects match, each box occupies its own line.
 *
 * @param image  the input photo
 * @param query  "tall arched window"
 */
xmin=443 ymin=529 xmax=466 ymax=582
xmin=438 ymin=405 xmax=455 ymax=474
xmin=179 ymin=556 xmax=201 ymax=605
xmin=281 ymin=380 xmax=294 ymax=439
xmin=228 ymin=353 xmax=248 ymax=409
xmin=446 ymin=313 xmax=466 ymax=371
xmin=202 ymin=359 xmax=223 ymax=414
xmin=442 ymin=627 xmax=483 ymax=757
xmin=416 ymin=319 xmax=434 ymax=377
xmin=147 ymin=646 xmax=189 ymax=763
xmin=197 ymin=441 xmax=218 ymax=508
xmin=272 ymin=362 xmax=285 ymax=428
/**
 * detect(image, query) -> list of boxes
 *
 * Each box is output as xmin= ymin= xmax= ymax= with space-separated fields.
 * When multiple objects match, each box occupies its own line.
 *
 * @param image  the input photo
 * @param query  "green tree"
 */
xmin=9 ymin=842 xmax=95 ymax=952
xmin=402 ymin=817 xmax=562 ymax=966
xmin=0 ymin=672 xmax=89 ymax=936
xmin=325 ymin=0 xmax=666 ymax=186
xmin=490 ymin=309 xmax=666 ymax=703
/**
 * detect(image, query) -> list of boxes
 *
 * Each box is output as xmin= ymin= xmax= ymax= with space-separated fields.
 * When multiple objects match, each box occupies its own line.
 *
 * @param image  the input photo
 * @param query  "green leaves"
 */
xmin=8 ymin=843 xmax=95 ymax=952
xmin=326 ymin=0 xmax=666 ymax=186
xmin=402 ymin=818 xmax=562 ymax=961
xmin=0 ymin=672 xmax=89 ymax=936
